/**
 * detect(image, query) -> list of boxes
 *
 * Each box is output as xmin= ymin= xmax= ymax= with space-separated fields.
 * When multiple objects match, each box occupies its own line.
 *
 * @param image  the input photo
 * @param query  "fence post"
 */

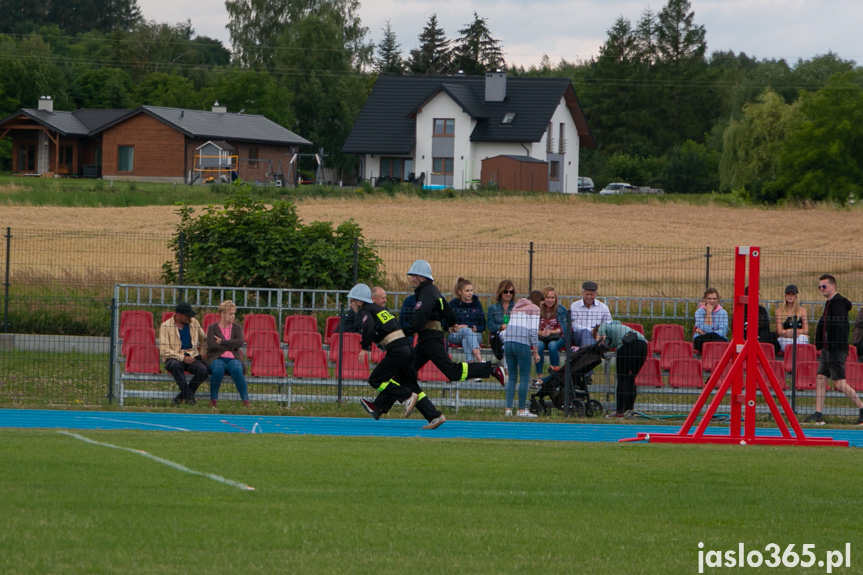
xmin=336 ymin=302 xmax=345 ymax=402
xmin=108 ymin=297 xmax=117 ymax=404
xmin=562 ymin=309 xmax=573 ymax=416
xmin=528 ymin=242 xmax=535 ymax=294
xmin=2 ymin=227 xmax=10 ymax=333
xmin=353 ymin=237 xmax=359 ymax=285
xmin=704 ymin=246 xmax=711 ymax=289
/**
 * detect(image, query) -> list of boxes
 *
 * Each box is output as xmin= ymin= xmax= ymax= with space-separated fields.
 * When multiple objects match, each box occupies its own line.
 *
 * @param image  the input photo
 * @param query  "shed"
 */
xmin=481 ymin=155 xmax=548 ymax=192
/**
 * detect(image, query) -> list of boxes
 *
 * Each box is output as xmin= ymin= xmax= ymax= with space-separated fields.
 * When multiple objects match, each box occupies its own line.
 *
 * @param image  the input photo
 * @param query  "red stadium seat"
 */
xmin=622 ymin=322 xmax=644 ymax=335
xmin=783 ymin=343 xmax=817 ymax=373
xmin=757 ymin=359 xmax=787 ymax=391
xmin=328 ymin=332 xmax=362 ymax=363
xmin=700 ymin=341 xmax=730 ymax=372
xmin=161 ymin=311 xmax=175 ymax=324
xmin=759 ymin=342 xmax=776 ymax=362
xmin=293 ymin=350 xmax=330 ymax=378
xmin=847 ymin=345 xmax=859 ymax=364
xmin=659 ymin=340 xmax=694 ymax=371
xmin=120 ymin=310 xmax=154 ymax=334
xmin=246 ymin=329 xmax=281 ymax=361
xmin=286 ymin=331 xmax=323 ymax=362
xmin=250 ymin=347 xmax=286 ymax=377
xmin=202 ymin=313 xmax=221 ymax=331
xmin=371 ymin=345 xmax=386 ymax=364
xmin=121 ymin=326 xmax=156 ymax=357
xmin=125 ymin=343 xmax=161 ymax=374
xmin=635 ymin=357 xmax=663 ymax=387
xmin=243 ymin=313 xmax=277 ymax=333
xmin=651 ymin=324 xmax=685 ymax=355
xmin=846 ymin=362 xmax=863 ymax=392
xmin=789 ymin=360 xmax=819 ymax=390
xmin=335 ymin=352 xmax=369 ymax=380
xmin=324 ymin=316 xmax=341 ymax=344
xmin=283 ymin=314 xmax=318 ymax=343
xmin=668 ymin=358 xmax=704 ymax=388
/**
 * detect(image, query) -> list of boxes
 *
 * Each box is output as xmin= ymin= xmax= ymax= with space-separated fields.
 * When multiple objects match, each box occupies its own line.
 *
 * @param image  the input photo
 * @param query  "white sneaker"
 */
xmin=504 ymin=408 xmax=513 ymax=416
xmin=517 ymin=409 xmax=538 ymax=418
xmin=403 ymin=393 xmax=418 ymax=418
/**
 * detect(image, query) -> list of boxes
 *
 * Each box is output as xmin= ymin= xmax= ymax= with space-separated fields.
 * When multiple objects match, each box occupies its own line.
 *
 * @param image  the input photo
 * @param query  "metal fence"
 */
xmin=2 ymin=227 xmax=863 ymax=420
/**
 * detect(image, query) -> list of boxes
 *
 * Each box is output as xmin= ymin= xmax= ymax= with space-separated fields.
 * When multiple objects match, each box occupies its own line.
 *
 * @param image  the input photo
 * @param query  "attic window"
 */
xmin=502 ymin=113 xmax=517 ymax=124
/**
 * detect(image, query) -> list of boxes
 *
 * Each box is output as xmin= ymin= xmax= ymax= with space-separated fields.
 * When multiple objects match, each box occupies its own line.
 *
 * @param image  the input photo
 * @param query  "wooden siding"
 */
xmin=481 ymin=156 xmax=548 ymax=192
xmin=187 ymin=139 xmax=295 ymax=183
xmin=102 ymin=114 xmax=185 ymax=177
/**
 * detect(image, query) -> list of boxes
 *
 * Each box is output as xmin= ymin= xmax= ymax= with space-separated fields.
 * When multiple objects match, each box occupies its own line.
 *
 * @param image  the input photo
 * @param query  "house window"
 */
xmin=432 ymin=157 xmax=453 ymax=175
xmin=95 ymin=148 xmax=102 ymax=166
xmin=502 ymin=112 xmax=517 ymax=124
xmin=380 ymin=157 xmax=405 ymax=180
xmin=558 ymin=123 xmax=566 ymax=154
xmin=248 ymin=147 xmax=259 ymax=168
xmin=118 ymin=146 xmax=134 ymax=172
xmin=18 ymin=145 xmax=36 ymax=172
xmin=549 ymin=161 xmax=560 ymax=181
xmin=433 ymin=118 xmax=455 ymax=136
xmin=546 ymin=122 xmax=554 ymax=153
xmin=59 ymin=145 xmax=73 ymax=165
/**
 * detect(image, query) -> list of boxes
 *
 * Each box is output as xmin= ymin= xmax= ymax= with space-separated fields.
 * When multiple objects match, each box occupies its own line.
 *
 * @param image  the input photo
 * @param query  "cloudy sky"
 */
xmin=137 ymin=0 xmax=862 ymax=68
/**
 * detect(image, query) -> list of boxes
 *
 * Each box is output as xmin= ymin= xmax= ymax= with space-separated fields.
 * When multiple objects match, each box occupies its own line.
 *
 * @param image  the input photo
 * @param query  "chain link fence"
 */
xmin=2 ymin=227 xmax=862 ymax=420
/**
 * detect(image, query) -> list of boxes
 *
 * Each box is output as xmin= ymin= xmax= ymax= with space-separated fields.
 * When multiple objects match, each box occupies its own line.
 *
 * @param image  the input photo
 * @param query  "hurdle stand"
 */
xmin=623 ymin=246 xmax=848 ymax=447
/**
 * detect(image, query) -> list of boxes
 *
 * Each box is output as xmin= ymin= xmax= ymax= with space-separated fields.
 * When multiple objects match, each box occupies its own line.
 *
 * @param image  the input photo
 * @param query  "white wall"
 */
xmin=415 ymin=95 xmax=473 ymax=189
xmin=546 ymin=97 xmax=581 ymax=194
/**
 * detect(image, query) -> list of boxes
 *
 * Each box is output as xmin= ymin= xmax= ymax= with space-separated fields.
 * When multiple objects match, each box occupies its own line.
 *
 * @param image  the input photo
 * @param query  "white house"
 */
xmin=342 ymin=72 xmax=594 ymax=192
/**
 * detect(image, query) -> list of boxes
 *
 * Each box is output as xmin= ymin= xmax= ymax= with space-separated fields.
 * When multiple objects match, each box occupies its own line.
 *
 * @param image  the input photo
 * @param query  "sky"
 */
xmin=136 ymin=0 xmax=863 ymax=69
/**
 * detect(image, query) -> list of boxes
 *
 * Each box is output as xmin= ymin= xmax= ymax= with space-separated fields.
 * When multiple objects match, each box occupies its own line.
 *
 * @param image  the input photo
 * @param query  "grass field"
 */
xmin=1 ymin=428 xmax=861 ymax=574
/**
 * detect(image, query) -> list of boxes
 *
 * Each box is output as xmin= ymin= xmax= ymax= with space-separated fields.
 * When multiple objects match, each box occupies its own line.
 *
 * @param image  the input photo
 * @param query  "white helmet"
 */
xmin=407 ymin=259 xmax=434 ymax=281
xmin=347 ymin=283 xmax=373 ymax=303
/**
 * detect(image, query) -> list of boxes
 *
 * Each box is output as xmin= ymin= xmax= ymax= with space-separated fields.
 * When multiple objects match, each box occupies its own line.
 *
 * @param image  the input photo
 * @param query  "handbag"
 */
xmin=538 ymin=334 xmax=561 ymax=344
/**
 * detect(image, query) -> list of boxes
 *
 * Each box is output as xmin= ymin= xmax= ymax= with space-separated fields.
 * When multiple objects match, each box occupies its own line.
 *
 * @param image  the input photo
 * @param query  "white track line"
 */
xmin=84 ymin=417 xmax=191 ymax=432
xmin=58 ymin=431 xmax=255 ymax=491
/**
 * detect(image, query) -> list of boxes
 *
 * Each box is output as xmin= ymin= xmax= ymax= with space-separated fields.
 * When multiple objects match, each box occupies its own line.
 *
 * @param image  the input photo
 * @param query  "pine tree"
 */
xmin=452 ymin=12 xmax=504 ymax=75
xmin=407 ymin=14 xmax=451 ymax=75
xmin=375 ymin=21 xmax=404 ymax=74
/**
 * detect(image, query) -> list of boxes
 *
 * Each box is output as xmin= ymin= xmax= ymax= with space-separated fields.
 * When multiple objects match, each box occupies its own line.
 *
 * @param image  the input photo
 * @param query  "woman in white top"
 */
xmin=503 ymin=297 xmax=540 ymax=417
xmin=775 ymin=284 xmax=809 ymax=352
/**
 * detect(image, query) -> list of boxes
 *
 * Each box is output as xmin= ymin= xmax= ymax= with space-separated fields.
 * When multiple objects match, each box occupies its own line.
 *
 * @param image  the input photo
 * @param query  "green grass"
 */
xmin=1 ymin=429 xmax=861 ymax=574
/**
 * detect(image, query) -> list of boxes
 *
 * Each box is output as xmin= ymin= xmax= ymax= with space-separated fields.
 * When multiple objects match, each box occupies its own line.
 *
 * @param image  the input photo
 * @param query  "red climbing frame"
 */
xmin=623 ymin=246 xmax=848 ymax=447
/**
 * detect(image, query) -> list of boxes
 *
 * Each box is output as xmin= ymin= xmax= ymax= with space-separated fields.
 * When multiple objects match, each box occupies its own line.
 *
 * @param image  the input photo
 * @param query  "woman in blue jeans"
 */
xmin=448 ymin=277 xmax=486 ymax=363
xmin=503 ymin=297 xmax=540 ymax=417
xmin=536 ymin=286 xmax=568 ymax=375
xmin=206 ymin=300 xmax=250 ymax=407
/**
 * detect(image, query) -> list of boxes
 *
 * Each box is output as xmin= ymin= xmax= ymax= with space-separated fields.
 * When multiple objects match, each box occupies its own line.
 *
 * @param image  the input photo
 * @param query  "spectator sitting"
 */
xmin=206 ymin=299 xmax=250 ymax=408
xmin=775 ymin=284 xmax=810 ymax=352
xmin=159 ymin=302 xmax=209 ymax=406
xmin=398 ymin=294 xmax=417 ymax=330
xmin=447 ymin=277 xmax=486 ymax=363
xmin=536 ymin=285 xmax=568 ymax=374
xmin=570 ymin=281 xmax=612 ymax=348
xmin=693 ymin=287 xmax=728 ymax=353
xmin=487 ymin=279 xmax=516 ymax=361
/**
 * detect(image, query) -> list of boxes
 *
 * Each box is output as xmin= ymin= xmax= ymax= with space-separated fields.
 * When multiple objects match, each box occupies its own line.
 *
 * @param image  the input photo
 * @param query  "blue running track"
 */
xmin=1 ymin=409 xmax=861 ymax=446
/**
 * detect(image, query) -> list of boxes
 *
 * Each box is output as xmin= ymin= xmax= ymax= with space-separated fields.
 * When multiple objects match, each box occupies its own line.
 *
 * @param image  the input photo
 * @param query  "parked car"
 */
xmin=577 ymin=177 xmax=595 ymax=193
xmin=599 ymin=182 xmax=632 ymax=195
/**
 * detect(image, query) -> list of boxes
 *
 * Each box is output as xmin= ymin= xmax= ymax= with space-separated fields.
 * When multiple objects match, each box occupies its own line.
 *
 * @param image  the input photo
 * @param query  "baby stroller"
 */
xmin=529 ymin=342 xmax=607 ymax=417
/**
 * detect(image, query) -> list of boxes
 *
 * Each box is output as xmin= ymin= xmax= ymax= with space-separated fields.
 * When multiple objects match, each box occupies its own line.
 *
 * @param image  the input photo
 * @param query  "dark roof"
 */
xmin=343 ymin=75 xmax=594 ymax=155
xmin=101 ymin=106 xmax=312 ymax=147
xmin=1 ymin=105 xmax=311 ymax=147
xmin=494 ymin=155 xmax=548 ymax=163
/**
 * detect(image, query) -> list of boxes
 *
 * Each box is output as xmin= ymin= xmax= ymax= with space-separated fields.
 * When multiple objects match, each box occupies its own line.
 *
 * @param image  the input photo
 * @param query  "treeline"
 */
xmin=0 ymin=0 xmax=861 ymax=202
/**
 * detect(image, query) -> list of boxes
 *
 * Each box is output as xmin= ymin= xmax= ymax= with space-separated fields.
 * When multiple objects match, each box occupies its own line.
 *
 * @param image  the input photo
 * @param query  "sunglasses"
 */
xmin=502 ymin=289 xmax=515 ymax=294
xmin=818 ymin=284 xmax=829 ymax=290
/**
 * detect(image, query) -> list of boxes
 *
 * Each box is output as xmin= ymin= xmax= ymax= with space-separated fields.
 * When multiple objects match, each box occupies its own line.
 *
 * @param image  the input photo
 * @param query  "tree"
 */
xmin=763 ymin=73 xmax=863 ymax=204
xmin=375 ymin=21 xmax=404 ymax=74
xmin=719 ymin=89 xmax=799 ymax=195
xmin=0 ymin=0 xmax=142 ymax=35
xmin=225 ymin=0 xmax=371 ymax=72
xmin=162 ymin=184 xmax=382 ymax=289
xmin=202 ymin=68 xmax=295 ymax=128
xmin=132 ymin=72 xmax=199 ymax=108
xmin=407 ymin=14 xmax=452 ymax=75
xmin=662 ymin=140 xmax=718 ymax=193
xmin=71 ymin=68 xmax=134 ymax=108
xmin=452 ymin=13 xmax=504 ymax=75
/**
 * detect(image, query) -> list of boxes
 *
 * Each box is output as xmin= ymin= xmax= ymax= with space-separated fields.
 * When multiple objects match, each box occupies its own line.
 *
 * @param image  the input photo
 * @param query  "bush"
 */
xmin=162 ymin=181 xmax=382 ymax=289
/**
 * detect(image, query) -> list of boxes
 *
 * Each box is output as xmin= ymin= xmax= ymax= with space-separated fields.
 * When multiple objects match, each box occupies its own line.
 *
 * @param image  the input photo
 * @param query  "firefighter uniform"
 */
xmin=404 ymin=279 xmax=495 ymax=384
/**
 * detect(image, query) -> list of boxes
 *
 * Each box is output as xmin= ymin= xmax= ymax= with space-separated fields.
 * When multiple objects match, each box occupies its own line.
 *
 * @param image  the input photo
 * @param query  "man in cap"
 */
xmin=159 ymin=302 xmax=209 ymax=405
xmin=570 ymin=281 xmax=613 ymax=348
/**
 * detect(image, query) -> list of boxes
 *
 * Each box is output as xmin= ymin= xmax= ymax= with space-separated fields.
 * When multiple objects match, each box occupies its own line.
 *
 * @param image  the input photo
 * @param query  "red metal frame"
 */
xmin=622 ymin=247 xmax=848 ymax=447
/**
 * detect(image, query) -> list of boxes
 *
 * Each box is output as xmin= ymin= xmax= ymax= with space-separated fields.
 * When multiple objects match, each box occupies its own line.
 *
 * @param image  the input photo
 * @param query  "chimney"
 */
xmin=485 ymin=71 xmax=506 ymax=102
xmin=212 ymin=101 xmax=227 ymax=114
xmin=38 ymin=96 xmax=54 ymax=112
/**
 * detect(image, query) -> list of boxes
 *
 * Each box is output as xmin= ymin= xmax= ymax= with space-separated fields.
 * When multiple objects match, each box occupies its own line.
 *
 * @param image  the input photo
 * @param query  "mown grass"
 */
xmin=1 ymin=429 xmax=861 ymax=574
